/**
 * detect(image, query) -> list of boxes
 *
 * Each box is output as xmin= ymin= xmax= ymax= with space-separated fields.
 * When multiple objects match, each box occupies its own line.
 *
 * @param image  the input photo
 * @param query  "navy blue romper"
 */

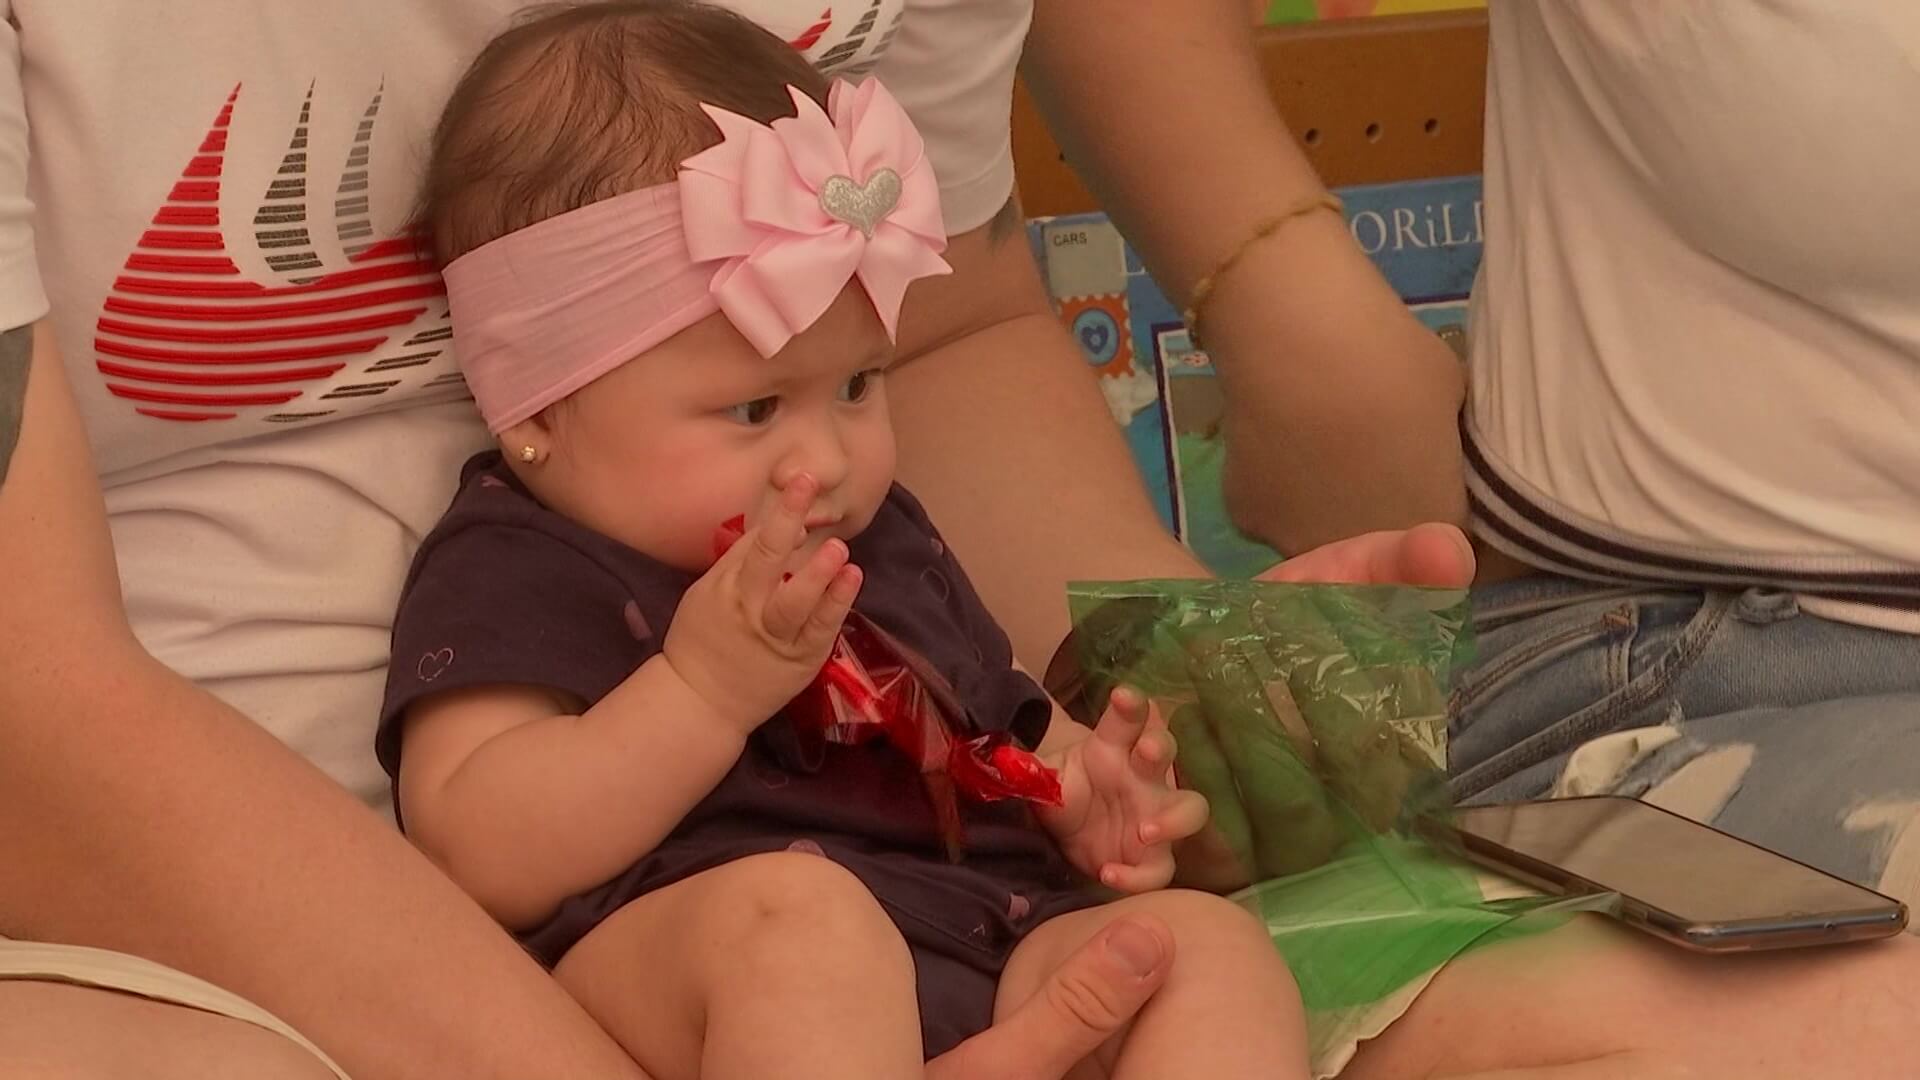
xmin=379 ymin=452 xmax=1096 ymax=1057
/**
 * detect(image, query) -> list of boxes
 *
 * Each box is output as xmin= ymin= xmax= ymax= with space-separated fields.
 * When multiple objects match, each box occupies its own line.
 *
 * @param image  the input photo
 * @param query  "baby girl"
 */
xmin=381 ymin=3 xmax=1308 ymax=1077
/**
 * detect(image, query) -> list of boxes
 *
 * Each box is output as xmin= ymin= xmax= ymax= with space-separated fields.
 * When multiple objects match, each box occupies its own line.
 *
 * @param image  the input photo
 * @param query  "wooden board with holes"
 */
xmin=1012 ymin=10 xmax=1488 ymax=217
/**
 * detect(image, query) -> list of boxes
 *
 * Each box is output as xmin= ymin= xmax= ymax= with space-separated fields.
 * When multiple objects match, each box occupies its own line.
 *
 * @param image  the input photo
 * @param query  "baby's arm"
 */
xmin=397 ymin=661 xmax=748 ymax=930
xmin=399 ymin=474 xmax=858 ymax=930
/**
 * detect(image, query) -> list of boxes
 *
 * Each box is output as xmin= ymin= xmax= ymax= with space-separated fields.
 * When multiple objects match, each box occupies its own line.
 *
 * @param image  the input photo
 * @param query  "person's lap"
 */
xmin=12 ymin=853 xmax=1915 ymax=1080
xmin=1451 ymin=576 xmax=1920 ymax=904
xmin=18 ymin=579 xmax=1914 ymax=1077
xmin=553 ymin=850 xmax=928 ymax=1079
xmin=0 ymin=938 xmax=345 ymax=1079
xmin=995 ymin=889 xmax=1308 ymax=1080
xmin=1331 ymin=576 xmax=1920 ymax=1075
xmin=1343 ymin=912 xmax=1920 ymax=1079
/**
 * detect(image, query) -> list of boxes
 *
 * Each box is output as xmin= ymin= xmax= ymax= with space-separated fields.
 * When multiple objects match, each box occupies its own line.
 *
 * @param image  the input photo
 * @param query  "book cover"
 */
xmin=1029 ymin=174 xmax=1483 ymax=575
xmin=1262 ymin=0 xmax=1485 ymax=25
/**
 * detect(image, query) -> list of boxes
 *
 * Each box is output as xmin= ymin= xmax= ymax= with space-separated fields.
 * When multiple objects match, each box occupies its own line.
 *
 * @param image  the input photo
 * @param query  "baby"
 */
xmin=381 ymin=3 xmax=1308 ymax=1077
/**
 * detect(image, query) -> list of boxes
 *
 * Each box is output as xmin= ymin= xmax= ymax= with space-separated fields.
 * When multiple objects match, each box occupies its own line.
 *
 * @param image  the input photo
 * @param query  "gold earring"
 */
xmin=519 ymin=445 xmax=540 ymax=464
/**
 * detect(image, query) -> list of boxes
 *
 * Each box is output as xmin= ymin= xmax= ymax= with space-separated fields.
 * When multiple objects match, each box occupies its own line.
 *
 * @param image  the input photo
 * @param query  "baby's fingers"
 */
xmin=763 ymin=538 xmax=851 ymax=642
xmin=796 ymin=564 xmax=862 ymax=655
xmin=735 ymin=474 xmax=816 ymax=605
xmin=1093 ymin=687 xmax=1152 ymax=752
xmin=1098 ymin=853 xmax=1175 ymax=895
xmin=1129 ymin=700 xmax=1176 ymax=783
xmin=1138 ymin=790 xmax=1210 ymax=847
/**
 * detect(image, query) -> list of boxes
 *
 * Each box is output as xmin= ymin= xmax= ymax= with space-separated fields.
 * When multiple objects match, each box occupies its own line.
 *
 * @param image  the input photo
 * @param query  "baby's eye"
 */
xmin=725 ymin=396 xmax=779 ymax=426
xmin=839 ymin=370 xmax=883 ymax=403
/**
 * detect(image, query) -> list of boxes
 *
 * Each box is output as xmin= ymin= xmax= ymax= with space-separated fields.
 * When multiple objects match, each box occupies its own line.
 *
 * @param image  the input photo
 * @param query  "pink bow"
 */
xmin=679 ymin=80 xmax=952 ymax=358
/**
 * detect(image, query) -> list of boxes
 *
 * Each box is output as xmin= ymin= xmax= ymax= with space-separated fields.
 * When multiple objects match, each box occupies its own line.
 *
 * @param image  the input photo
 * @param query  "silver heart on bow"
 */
xmin=819 ymin=167 xmax=903 ymax=239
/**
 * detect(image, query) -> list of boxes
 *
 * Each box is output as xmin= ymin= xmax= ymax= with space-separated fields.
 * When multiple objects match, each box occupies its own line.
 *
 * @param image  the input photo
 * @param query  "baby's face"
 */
xmin=520 ymin=286 xmax=898 ymax=573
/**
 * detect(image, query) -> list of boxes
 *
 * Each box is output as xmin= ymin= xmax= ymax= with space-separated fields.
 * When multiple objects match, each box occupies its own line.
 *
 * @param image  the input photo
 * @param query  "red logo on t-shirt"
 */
xmin=96 ymin=0 xmax=908 ymax=427
xmin=728 ymin=0 xmax=904 ymax=75
xmin=94 ymin=85 xmax=456 ymax=425
xmin=790 ymin=7 xmax=833 ymax=51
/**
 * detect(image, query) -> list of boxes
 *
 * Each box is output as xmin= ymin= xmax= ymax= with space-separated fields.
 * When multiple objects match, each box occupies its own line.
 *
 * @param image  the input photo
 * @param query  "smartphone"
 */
xmin=1430 ymin=796 xmax=1908 ymax=952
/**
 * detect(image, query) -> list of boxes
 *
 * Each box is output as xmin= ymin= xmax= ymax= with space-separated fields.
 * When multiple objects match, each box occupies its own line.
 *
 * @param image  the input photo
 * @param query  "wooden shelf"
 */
xmin=1013 ymin=9 xmax=1489 ymax=217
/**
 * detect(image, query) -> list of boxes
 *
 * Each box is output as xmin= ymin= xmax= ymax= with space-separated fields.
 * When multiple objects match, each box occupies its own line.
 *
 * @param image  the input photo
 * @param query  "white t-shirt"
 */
xmin=2 ymin=0 xmax=1033 ymax=808
xmin=1467 ymin=1 xmax=1920 ymax=630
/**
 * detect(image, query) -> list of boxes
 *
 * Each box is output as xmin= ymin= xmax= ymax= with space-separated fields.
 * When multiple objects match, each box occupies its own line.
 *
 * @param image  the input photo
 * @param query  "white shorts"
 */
xmin=0 ymin=935 xmax=349 ymax=1078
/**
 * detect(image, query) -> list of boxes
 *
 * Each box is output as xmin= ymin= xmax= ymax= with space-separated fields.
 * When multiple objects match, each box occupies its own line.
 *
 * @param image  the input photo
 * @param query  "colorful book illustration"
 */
xmin=1029 ymin=174 xmax=1483 ymax=576
xmin=1262 ymin=0 xmax=1485 ymax=25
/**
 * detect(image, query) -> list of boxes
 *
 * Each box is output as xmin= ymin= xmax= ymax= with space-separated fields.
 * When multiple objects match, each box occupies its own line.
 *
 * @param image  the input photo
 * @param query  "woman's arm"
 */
xmin=889 ymin=208 xmax=1209 ymax=671
xmin=1021 ymin=0 xmax=1467 ymax=554
xmin=397 ymin=660 xmax=746 ymax=929
xmin=0 ymin=324 xmax=649 ymax=1080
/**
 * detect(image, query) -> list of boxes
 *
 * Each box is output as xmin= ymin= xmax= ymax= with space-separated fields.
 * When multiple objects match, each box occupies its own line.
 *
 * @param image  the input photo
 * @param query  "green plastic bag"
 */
xmin=1067 ymin=580 xmax=1616 ymax=1076
xmin=1065 ymin=579 xmax=1464 ymax=882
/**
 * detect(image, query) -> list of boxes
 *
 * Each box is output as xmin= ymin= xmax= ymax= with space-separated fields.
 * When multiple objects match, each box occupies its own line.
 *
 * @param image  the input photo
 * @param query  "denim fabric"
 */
xmin=1451 ymin=576 xmax=1920 ymax=902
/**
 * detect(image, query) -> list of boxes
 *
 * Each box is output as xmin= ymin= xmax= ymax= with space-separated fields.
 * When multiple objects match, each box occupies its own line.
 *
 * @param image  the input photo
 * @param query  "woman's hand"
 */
xmin=925 ymin=915 xmax=1174 ymax=1080
xmin=1257 ymin=523 xmax=1476 ymax=589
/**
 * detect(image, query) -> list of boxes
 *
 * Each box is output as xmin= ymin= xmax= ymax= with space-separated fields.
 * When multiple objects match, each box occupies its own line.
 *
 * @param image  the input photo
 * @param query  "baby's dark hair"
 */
xmin=419 ymin=0 xmax=828 ymax=267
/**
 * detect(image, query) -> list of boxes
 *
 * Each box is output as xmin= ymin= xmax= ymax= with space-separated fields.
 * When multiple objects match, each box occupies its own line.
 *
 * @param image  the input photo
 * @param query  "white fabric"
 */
xmin=1470 ymin=1 xmax=1920 ymax=630
xmin=0 ymin=936 xmax=350 ymax=1078
xmin=0 ymin=6 xmax=40 ymax=330
xmin=4 ymin=0 xmax=1033 ymax=809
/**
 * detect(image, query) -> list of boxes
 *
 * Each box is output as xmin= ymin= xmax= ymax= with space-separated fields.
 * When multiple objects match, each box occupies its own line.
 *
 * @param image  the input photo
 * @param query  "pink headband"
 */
xmin=444 ymin=78 xmax=951 ymax=433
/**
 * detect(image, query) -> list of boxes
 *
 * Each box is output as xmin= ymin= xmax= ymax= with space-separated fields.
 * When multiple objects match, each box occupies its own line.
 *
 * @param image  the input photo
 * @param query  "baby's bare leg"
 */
xmin=1345 ymin=915 xmax=1920 ymax=1080
xmin=555 ymin=851 xmax=923 ymax=1080
xmin=998 ymin=891 xmax=1309 ymax=1080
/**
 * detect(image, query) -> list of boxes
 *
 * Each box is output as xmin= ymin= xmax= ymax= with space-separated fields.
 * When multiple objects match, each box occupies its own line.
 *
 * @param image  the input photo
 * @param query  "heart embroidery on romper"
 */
xmin=416 ymin=647 xmax=455 ymax=681
xmin=818 ymin=168 xmax=902 ymax=238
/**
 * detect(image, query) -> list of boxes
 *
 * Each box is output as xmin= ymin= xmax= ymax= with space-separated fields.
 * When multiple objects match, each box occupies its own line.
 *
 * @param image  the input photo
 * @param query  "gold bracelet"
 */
xmin=1182 ymin=192 xmax=1344 ymax=348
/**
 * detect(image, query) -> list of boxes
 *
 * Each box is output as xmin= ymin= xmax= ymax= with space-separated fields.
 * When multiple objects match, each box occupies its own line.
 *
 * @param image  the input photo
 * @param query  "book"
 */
xmin=1262 ymin=0 xmax=1485 ymax=25
xmin=1028 ymin=174 xmax=1483 ymax=576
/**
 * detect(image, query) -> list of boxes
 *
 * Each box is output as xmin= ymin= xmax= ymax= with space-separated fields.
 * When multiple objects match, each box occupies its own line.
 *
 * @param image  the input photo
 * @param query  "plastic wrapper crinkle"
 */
xmin=1067 ymin=580 xmax=1616 ymax=1078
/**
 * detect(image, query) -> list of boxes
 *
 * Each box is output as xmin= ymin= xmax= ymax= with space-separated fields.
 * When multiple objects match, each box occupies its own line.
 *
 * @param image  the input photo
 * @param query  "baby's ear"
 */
xmin=497 ymin=413 xmax=554 ymax=467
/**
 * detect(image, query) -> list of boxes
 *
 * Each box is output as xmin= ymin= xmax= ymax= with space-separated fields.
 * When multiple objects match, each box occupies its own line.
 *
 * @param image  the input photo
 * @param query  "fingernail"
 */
xmin=1106 ymin=921 xmax=1165 ymax=978
xmin=1140 ymin=824 xmax=1160 ymax=843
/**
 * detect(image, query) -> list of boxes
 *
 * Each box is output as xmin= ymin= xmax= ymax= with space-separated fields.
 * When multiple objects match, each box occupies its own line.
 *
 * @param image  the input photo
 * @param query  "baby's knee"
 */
xmin=1131 ymin=889 xmax=1270 ymax=951
xmin=1127 ymin=890 xmax=1297 ymax=994
xmin=716 ymin=850 xmax=907 ymax=960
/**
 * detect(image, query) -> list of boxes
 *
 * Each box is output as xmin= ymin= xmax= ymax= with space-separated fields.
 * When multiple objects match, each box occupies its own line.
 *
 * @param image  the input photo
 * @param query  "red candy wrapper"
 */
xmin=714 ymin=515 xmax=1062 ymax=858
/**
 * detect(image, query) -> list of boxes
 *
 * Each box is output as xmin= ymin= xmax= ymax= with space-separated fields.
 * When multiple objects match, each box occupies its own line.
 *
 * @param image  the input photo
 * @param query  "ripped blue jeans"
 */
xmin=1450 ymin=575 xmax=1920 ymax=904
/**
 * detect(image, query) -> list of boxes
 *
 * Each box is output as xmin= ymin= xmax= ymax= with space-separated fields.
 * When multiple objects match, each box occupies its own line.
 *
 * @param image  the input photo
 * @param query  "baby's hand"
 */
xmin=1039 ymin=688 xmax=1210 ymax=893
xmin=663 ymin=474 xmax=861 ymax=735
